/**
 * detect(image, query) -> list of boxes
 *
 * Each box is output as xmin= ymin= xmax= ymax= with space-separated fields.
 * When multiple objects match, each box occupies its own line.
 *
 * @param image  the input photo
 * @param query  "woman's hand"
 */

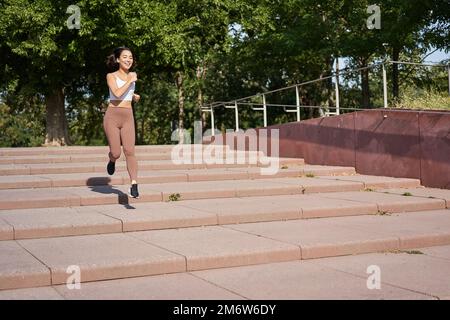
xmin=127 ymin=72 xmax=138 ymax=82
xmin=133 ymin=94 xmax=140 ymax=103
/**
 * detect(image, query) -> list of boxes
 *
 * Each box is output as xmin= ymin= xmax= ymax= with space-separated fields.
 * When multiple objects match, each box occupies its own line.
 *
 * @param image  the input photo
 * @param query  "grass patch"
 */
xmin=403 ymin=192 xmax=413 ymax=196
xmin=281 ymin=165 xmax=289 ymax=169
xmin=387 ymin=249 xmax=424 ymax=255
xmin=305 ymin=173 xmax=315 ymax=178
xmin=402 ymin=250 xmax=424 ymax=255
xmin=365 ymin=188 xmax=374 ymax=192
xmin=392 ymin=87 xmax=450 ymax=110
xmin=376 ymin=210 xmax=391 ymax=216
xmin=168 ymin=193 xmax=181 ymax=201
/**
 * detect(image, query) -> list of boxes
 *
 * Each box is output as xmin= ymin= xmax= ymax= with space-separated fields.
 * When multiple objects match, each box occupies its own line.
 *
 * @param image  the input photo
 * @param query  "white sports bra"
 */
xmin=109 ymin=75 xmax=135 ymax=101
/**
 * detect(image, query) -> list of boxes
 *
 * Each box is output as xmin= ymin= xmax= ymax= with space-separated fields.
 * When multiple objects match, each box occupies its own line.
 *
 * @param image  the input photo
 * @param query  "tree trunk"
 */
xmin=196 ymin=64 xmax=207 ymax=131
xmin=197 ymin=85 xmax=206 ymax=130
xmin=392 ymin=46 xmax=400 ymax=99
xmin=175 ymin=71 xmax=185 ymax=144
xmin=360 ymin=57 xmax=371 ymax=108
xmin=317 ymin=67 xmax=328 ymax=118
xmin=44 ymin=87 xmax=71 ymax=146
xmin=326 ymin=57 xmax=334 ymax=112
xmin=298 ymin=87 xmax=312 ymax=120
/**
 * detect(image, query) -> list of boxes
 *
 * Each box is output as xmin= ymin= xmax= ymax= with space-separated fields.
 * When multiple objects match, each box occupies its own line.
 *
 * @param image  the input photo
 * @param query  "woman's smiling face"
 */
xmin=117 ymin=50 xmax=133 ymax=71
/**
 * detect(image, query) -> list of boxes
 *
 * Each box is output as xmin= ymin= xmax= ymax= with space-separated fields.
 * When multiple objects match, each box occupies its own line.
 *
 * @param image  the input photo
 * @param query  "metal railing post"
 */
xmin=211 ymin=108 xmax=215 ymax=136
xmin=262 ymin=94 xmax=267 ymax=127
xmin=234 ymin=101 xmax=239 ymax=132
xmin=448 ymin=65 xmax=450 ymax=96
xmin=383 ymin=63 xmax=388 ymax=108
xmin=335 ymin=75 xmax=340 ymax=115
xmin=295 ymin=85 xmax=301 ymax=121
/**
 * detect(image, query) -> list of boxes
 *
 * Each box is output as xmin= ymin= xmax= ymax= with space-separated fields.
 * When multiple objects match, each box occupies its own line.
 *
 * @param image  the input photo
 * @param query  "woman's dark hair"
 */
xmin=106 ymin=47 xmax=136 ymax=72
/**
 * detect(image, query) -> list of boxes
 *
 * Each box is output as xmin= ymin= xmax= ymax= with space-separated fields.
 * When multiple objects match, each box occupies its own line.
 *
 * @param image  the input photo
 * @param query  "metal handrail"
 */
xmin=390 ymin=60 xmax=448 ymax=67
xmin=206 ymin=63 xmax=383 ymax=109
xmin=203 ymin=60 xmax=450 ymax=135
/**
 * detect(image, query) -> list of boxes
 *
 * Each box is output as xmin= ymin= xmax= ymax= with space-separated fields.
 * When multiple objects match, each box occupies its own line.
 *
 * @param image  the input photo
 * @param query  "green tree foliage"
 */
xmin=0 ymin=0 xmax=448 ymax=147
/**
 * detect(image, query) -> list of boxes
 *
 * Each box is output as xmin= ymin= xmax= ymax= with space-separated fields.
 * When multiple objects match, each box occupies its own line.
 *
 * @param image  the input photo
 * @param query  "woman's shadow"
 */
xmin=86 ymin=177 xmax=136 ymax=209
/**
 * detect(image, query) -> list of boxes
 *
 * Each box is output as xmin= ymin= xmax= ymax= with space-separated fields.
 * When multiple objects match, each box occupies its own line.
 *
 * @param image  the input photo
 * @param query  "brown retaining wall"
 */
xmin=204 ymin=109 xmax=450 ymax=189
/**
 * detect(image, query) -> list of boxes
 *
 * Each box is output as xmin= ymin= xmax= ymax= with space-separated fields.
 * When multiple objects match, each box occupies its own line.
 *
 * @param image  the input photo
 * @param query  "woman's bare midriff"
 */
xmin=109 ymin=100 xmax=132 ymax=108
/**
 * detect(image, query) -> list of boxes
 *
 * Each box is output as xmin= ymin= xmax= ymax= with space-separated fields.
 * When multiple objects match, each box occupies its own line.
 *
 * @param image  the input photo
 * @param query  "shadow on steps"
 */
xmin=87 ymin=178 xmax=135 ymax=209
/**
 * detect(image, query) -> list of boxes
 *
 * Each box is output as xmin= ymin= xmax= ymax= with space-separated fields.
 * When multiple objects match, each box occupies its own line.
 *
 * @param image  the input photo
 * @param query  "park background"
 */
xmin=0 ymin=0 xmax=449 ymax=147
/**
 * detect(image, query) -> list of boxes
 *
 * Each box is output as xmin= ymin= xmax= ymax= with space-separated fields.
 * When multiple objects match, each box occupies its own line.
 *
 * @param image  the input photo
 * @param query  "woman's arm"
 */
xmin=107 ymin=72 xmax=137 ymax=98
xmin=133 ymin=94 xmax=140 ymax=103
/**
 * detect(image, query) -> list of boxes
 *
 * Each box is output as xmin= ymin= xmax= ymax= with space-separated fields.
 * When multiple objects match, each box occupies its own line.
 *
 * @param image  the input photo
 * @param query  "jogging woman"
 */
xmin=104 ymin=47 xmax=140 ymax=198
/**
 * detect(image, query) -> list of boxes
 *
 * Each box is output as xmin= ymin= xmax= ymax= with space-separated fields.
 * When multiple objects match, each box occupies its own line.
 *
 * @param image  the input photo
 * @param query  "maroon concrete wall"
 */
xmin=419 ymin=112 xmax=450 ymax=188
xmin=353 ymin=111 xmax=422 ymax=180
xmin=205 ymin=109 xmax=450 ymax=189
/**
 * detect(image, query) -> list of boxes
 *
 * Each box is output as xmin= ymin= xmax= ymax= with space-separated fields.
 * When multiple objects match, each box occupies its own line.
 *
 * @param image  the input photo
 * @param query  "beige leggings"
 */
xmin=103 ymin=107 xmax=138 ymax=182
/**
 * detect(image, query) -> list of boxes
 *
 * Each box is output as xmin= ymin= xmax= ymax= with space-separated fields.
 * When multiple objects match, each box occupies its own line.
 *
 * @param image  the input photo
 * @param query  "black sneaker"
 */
xmin=107 ymin=161 xmax=115 ymax=175
xmin=129 ymin=183 xmax=139 ymax=198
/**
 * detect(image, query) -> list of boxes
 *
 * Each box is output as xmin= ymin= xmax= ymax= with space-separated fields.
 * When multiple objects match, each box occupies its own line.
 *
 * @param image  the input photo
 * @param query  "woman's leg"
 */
xmin=103 ymin=108 xmax=121 ymax=162
xmin=120 ymin=110 xmax=138 ymax=183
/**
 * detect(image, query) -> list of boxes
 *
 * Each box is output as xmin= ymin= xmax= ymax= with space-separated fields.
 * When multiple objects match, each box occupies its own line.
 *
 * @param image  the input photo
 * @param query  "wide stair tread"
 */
xmin=0 ymin=209 xmax=449 ymax=290
xmin=3 ymin=244 xmax=450 ymax=299
xmin=1 ymin=144 xmax=449 ymax=298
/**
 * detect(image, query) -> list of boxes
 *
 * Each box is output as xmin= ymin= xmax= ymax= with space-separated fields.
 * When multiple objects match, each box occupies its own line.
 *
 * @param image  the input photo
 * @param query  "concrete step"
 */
xmin=0 ymin=144 xmax=231 ymax=156
xmin=0 ymin=153 xmax=174 ymax=164
xmin=0 ymin=144 xmax=446 ymax=297
xmin=0 ymin=165 xmax=356 ymax=189
xmin=379 ymin=187 xmax=450 ymax=207
xmin=0 ymin=148 xmax=261 ymax=165
xmin=2 ymin=245 xmax=450 ymax=299
xmin=0 ymin=189 xmax=446 ymax=241
xmin=0 ymin=156 xmax=305 ymax=176
xmin=0 ymin=175 xmax=420 ymax=210
xmin=1 ymin=209 xmax=449 ymax=290
xmin=0 ymin=145 xmax=176 ymax=156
